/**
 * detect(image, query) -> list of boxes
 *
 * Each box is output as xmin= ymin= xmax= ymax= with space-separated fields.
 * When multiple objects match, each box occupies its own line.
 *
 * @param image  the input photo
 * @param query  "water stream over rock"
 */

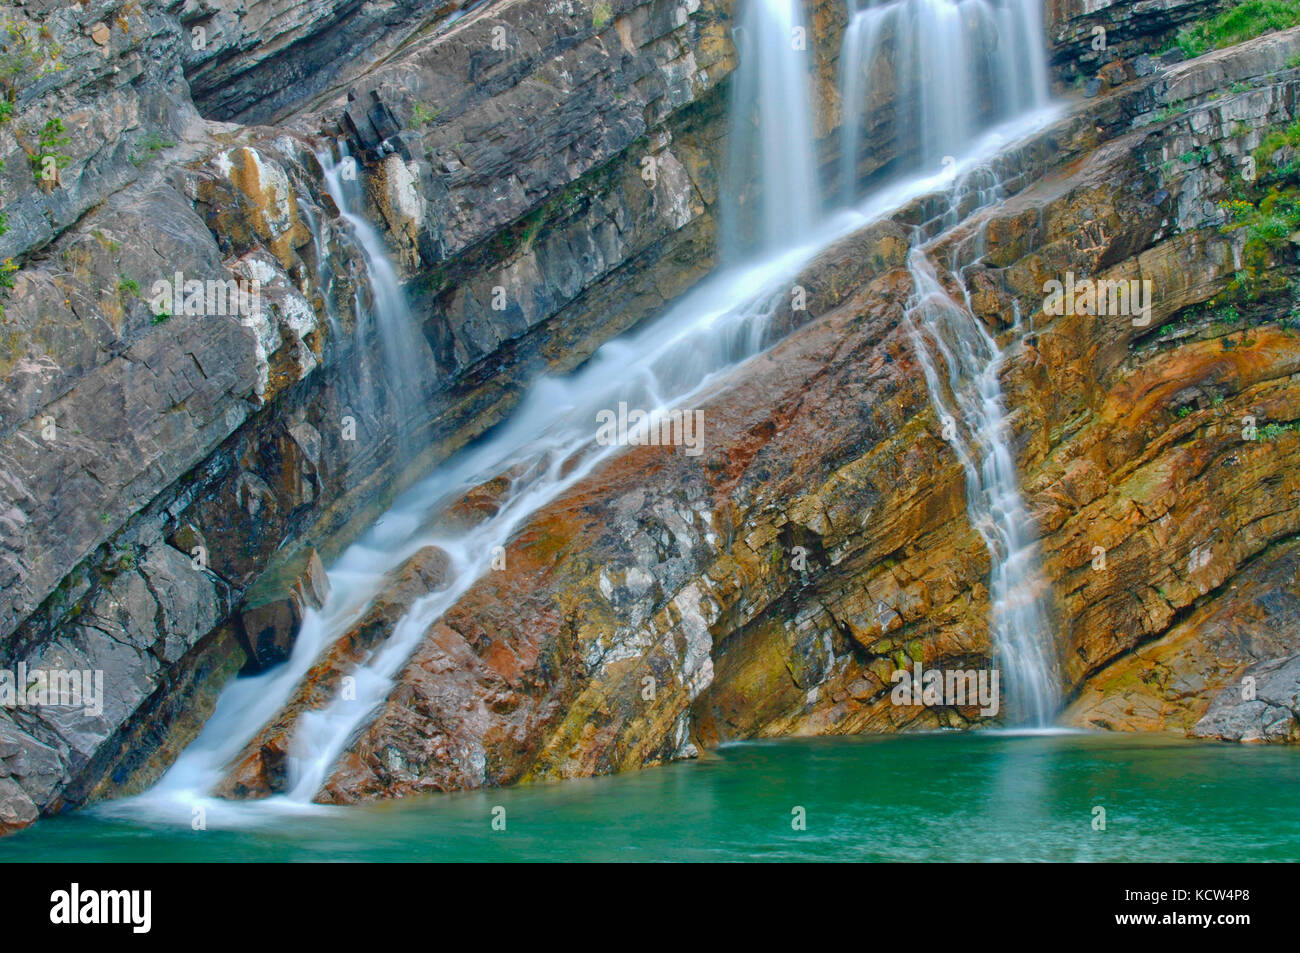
xmin=904 ymin=247 xmax=1061 ymax=725
xmin=121 ymin=0 xmax=1067 ymax=822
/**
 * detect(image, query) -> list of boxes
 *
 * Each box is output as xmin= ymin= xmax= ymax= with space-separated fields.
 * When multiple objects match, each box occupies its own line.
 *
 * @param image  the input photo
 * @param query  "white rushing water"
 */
xmin=723 ymin=0 xmax=821 ymax=256
xmin=833 ymin=0 xmax=1060 ymax=725
xmin=319 ymin=146 xmax=434 ymax=450
xmin=109 ymin=0 xmax=1066 ymax=827
xmin=904 ymin=248 xmax=1060 ymax=725
xmin=838 ymin=0 xmax=1050 ymax=202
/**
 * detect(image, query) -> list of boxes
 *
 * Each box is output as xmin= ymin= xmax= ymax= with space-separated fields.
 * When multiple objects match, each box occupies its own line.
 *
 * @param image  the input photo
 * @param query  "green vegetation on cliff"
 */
xmin=0 ymin=15 xmax=64 ymax=93
xmin=1175 ymin=1 xmax=1300 ymax=57
xmin=1217 ymin=119 xmax=1300 ymax=303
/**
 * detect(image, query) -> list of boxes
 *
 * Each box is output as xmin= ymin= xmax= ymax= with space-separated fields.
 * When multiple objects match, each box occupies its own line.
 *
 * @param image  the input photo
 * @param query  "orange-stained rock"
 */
xmin=1065 ymin=541 xmax=1300 ymax=737
xmin=217 ymin=545 xmax=450 ymax=799
xmin=216 ymin=41 xmax=1300 ymax=805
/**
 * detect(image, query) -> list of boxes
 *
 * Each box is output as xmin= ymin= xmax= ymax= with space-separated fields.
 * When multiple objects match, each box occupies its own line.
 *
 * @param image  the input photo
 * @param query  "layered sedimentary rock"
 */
xmin=298 ymin=26 xmax=1300 ymax=800
xmin=3 ymin=0 xmax=1299 ymax=835
xmin=0 ymin=0 xmax=736 ymax=833
xmin=1066 ymin=541 xmax=1300 ymax=740
xmin=172 ymin=0 xmax=475 ymax=124
xmin=1044 ymin=0 xmax=1235 ymax=79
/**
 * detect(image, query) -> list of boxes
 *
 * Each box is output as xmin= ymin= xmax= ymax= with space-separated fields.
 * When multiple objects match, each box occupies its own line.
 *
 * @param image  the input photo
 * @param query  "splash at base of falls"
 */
xmin=103 ymin=106 xmax=1064 ymax=829
xmin=835 ymin=0 xmax=1062 ymax=726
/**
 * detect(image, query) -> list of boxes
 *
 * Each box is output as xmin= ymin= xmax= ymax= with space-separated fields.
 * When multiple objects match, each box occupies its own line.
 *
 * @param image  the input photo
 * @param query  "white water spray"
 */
xmin=904 ymin=247 xmax=1060 ymax=725
xmin=108 ymin=1 xmax=1067 ymax=827
xmin=319 ymin=147 xmax=434 ymax=447
xmin=724 ymin=0 xmax=821 ymax=256
xmin=835 ymin=0 xmax=1060 ymax=724
xmin=838 ymin=0 xmax=1050 ymax=202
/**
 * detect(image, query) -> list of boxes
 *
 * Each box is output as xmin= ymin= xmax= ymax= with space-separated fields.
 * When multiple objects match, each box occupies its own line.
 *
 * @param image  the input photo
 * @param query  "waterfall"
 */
xmin=837 ymin=2 xmax=891 ymax=204
xmin=834 ymin=0 xmax=1060 ymax=724
xmin=723 ymin=0 xmax=821 ymax=257
xmin=838 ymin=0 xmax=1050 ymax=202
xmin=904 ymin=248 xmax=1059 ymax=725
xmin=319 ymin=146 xmax=433 ymax=449
xmin=119 ymin=239 xmax=862 ymax=824
xmin=107 ymin=0 xmax=1066 ymax=826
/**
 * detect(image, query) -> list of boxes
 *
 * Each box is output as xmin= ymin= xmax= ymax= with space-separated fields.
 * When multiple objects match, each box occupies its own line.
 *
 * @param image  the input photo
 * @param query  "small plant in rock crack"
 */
xmin=0 ymin=16 xmax=65 ymax=95
xmin=410 ymin=102 xmax=440 ymax=128
xmin=0 ymin=257 xmax=17 ymax=319
xmin=1179 ymin=146 xmax=1214 ymax=165
xmin=1155 ymin=100 xmax=1189 ymax=123
xmin=129 ymin=131 xmax=175 ymax=166
xmin=30 ymin=116 xmax=71 ymax=180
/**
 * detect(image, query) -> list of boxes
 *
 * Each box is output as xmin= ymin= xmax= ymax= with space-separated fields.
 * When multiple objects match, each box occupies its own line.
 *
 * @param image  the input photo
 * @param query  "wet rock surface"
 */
xmin=3 ymin=0 xmax=1300 ymax=833
xmin=217 ymin=543 xmax=452 ymax=799
xmin=297 ymin=28 xmax=1300 ymax=801
xmin=236 ymin=548 xmax=331 ymax=673
xmin=1067 ymin=542 xmax=1300 ymax=739
xmin=0 ymin=0 xmax=736 ymax=834
xmin=1045 ymin=0 xmax=1235 ymax=80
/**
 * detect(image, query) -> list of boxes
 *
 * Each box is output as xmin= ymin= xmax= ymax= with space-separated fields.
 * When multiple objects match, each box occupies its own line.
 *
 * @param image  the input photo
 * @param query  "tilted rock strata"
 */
xmin=0 ymin=0 xmax=735 ymax=833
xmin=4 ymin=1 xmax=1300 ymax=832
xmin=1066 ymin=541 xmax=1300 ymax=740
xmin=295 ymin=28 xmax=1300 ymax=802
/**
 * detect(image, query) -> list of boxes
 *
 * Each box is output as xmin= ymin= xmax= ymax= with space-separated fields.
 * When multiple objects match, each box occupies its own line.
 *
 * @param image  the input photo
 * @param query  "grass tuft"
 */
xmin=1175 ymin=1 xmax=1300 ymax=58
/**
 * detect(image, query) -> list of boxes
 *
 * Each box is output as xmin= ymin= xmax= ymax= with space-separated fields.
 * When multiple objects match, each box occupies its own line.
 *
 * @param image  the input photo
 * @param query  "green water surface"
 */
xmin=2 ymin=732 xmax=1297 ymax=862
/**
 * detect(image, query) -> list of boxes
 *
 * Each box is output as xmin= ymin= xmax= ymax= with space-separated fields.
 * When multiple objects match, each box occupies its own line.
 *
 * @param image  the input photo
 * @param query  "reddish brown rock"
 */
xmin=315 ymin=57 xmax=1300 ymax=801
xmin=218 ymin=545 xmax=450 ymax=798
xmin=1065 ymin=541 xmax=1300 ymax=736
xmin=202 ymin=31 xmax=1300 ymax=811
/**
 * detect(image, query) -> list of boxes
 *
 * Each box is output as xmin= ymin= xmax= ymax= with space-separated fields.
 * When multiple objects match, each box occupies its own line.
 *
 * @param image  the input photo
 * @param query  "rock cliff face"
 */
xmin=174 ymin=0 xmax=476 ymax=124
xmin=307 ymin=26 xmax=1300 ymax=798
xmin=1044 ymin=0 xmax=1234 ymax=79
xmin=0 ymin=0 xmax=734 ymax=832
xmin=1 ymin=0 xmax=1298 ymax=833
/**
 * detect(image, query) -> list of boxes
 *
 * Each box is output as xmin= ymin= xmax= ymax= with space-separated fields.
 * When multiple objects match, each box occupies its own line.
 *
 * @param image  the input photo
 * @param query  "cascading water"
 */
xmin=834 ymin=0 xmax=1059 ymax=724
xmin=111 ymin=0 xmax=1067 ymax=826
xmin=319 ymin=146 xmax=433 ymax=448
xmin=723 ymin=0 xmax=821 ymax=256
xmin=838 ymin=0 xmax=1050 ymax=201
xmin=904 ymin=247 xmax=1060 ymax=725
xmin=837 ymin=1 xmax=890 ymax=205
xmin=120 ymin=232 xmax=859 ymax=824
xmin=124 ymin=38 xmax=858 ymax=814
